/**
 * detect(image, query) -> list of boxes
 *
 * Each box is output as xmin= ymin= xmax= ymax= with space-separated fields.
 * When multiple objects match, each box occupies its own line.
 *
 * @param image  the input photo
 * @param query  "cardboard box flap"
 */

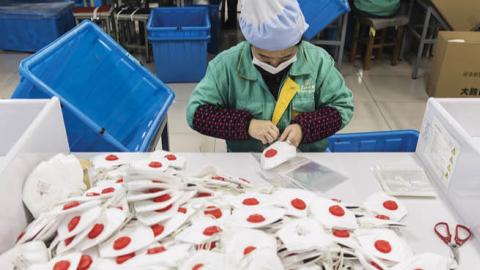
xmin=432 ymin=0 xmax=480 ymax=31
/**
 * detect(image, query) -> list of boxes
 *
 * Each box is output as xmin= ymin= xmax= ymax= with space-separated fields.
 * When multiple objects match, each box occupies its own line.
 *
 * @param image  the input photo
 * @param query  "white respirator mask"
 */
xmin=252 ymin=51 xmax=297 ymax=75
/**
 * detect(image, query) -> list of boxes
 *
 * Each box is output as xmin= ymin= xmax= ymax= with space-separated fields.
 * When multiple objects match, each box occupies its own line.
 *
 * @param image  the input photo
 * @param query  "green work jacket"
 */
xmin=186 ymin=41 xmax=354 ymax=152
xmin=354 ymin=0 xmax=400 ymax=17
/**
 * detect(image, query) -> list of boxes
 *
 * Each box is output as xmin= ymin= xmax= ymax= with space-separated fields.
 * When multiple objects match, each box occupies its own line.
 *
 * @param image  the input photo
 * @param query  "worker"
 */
xmin=186 ymin=0 xmax=354 ymax=152
xmin=351 ymin=0 xmax=401 ymax=18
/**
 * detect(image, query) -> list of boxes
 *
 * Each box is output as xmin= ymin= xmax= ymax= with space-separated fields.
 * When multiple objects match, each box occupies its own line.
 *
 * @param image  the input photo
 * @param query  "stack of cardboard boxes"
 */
xmin=427 ymin=0 xmax=480 ymax=97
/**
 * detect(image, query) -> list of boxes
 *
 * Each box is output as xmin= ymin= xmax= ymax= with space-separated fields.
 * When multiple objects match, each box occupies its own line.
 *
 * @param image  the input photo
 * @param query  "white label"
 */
xmin=420 ymin=117 xmax=460 ymax=187
xmin=448 ymin=39 xmax=466 ymax=43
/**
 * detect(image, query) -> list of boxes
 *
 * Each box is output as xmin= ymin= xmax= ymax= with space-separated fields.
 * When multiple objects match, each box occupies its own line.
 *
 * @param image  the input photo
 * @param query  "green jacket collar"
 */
xmin=237 ymin=41 xmax=314 ymax=81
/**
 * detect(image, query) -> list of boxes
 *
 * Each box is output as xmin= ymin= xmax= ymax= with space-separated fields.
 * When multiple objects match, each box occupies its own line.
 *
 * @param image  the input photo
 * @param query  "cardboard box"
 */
xmin=428 ymin=31 xmax=480 ymax=98
xmin=431 ymin=0 xmax=480 ymax=31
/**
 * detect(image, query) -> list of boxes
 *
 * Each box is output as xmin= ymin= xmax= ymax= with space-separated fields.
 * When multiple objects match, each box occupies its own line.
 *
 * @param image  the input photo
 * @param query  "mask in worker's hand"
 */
xmin=253 ymin=54 xmax=297 ymax=75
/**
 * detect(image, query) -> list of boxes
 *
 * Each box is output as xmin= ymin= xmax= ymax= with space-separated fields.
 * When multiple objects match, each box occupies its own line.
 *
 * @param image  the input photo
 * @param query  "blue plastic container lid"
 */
xmin=0 ymin=1 xmax=73 ymax=18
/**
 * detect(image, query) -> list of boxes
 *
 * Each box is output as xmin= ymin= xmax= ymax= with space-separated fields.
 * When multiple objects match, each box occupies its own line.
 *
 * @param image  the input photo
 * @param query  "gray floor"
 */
xmin=0 ymin=45 xmax=430 ymax=153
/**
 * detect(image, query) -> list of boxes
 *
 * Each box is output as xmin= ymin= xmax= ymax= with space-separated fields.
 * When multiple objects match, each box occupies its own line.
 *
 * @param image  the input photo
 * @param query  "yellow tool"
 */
xmin=271 ymin=77 xmax=300 ymax=126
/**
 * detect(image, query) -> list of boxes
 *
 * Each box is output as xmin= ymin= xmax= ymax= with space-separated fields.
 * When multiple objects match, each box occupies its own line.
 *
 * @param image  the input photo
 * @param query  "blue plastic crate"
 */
xmin=328 ymin=130 xmax=419 ymax=152
xmin=188 ymin=4 xmax=220 ymax=54
xmin=11 ymin=20 xmax=175 ymax=152
xmin=0 ymin=1 xmax=75 ymax=52
xmin=72 ymin=0 xmax=103 ymax=7
xmin=148 ymin=7 xmax=210 ymax=83
xmin=298 ymin=0 xmax=350 ymax=40
xmin=24 ymin=0 xmax=103 ymax=7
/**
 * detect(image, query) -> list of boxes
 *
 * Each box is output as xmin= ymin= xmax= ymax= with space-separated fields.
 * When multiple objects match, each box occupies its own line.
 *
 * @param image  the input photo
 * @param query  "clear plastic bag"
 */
xmin=372 ymin=165 xmax=436 ymax=197
xmin=253 ymin=154 xmax=347 ymax=192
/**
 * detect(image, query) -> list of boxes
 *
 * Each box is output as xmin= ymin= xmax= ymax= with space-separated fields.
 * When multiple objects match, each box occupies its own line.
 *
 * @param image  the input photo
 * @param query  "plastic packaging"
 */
xmin=372 ymin=165 xmax=436 ymax=197
xmin=256 ymin=155 xmax=347 ymax=192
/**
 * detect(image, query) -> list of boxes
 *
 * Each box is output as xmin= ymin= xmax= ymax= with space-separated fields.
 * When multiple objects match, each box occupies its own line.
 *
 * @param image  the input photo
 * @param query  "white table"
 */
xmin=165 ymin=153 xmax=479 ymax=269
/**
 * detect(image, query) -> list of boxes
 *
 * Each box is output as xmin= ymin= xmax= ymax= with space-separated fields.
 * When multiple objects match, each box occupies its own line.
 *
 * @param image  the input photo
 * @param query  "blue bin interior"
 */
xmin=20 ymin=21 xmax=174 ymax=151
xmin=149 ymin=7 xmax=209 ymax=29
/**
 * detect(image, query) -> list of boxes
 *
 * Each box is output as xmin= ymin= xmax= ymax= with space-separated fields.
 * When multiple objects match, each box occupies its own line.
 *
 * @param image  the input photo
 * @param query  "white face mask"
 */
xmin=228 ymin=205 xmax=286 ymax=228
xmin=356 ymin=228 xmax=413 ymax=263
xmin=363 ymin=192 xmax=408 ymax=222
xmin=276 ymin=218 xmax=332 ymax=252
xmin=261 ymin=141 xmax=297 ymax=170
xmin=309 ymin=197 xmax=359 ymax=230
xmin=252 ymin=51 xmax=297 ymax=75
xmin=175 ymin=219 xmax=223 ymax=245
xmin=273 ymin=188 xmax=317 ymax=218
xmin=98 ymin=221 xmax=155 ymax=258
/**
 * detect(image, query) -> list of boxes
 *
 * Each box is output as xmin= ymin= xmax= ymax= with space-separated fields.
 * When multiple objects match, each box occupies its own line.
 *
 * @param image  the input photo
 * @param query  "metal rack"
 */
xmin=72 ymin=6 xmax=116 ymax=37
xmin=114 ymin=7 xmax=151 ymax=62
xmin=401 ymin=0 xmax=451 ymax=79
xmin=310 ymin=13 xmax=349 ymax=67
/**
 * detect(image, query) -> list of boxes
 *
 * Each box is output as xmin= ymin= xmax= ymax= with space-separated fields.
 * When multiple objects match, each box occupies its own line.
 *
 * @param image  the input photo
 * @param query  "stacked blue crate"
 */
xmin=0 ymin=0 xmax=75 ymax=52
xmin=148 ymin=7 xmax=211 ymax=83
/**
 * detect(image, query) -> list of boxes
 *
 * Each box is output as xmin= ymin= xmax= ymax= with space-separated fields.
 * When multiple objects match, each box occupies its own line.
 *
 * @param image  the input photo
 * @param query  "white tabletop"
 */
xmin=170 ymin=152 xmax=479 ymax=269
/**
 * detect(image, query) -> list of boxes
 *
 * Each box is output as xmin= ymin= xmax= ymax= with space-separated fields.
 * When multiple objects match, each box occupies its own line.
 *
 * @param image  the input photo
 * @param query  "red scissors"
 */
xmin=434 ymin=222 xmax=473 ymax=264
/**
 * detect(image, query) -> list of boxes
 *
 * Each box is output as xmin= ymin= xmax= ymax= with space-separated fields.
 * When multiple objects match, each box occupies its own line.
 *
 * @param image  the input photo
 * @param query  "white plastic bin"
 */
xmin=417 ymin=98 xmax=480 ymax=249
xmin=0 ymin=97 xmax=69 ymax=253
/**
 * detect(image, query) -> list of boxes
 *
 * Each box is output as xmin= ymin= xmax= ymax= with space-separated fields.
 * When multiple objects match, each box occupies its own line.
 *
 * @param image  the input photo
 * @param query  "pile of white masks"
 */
xmin=2 ymin=151 xmax=453 ymax=270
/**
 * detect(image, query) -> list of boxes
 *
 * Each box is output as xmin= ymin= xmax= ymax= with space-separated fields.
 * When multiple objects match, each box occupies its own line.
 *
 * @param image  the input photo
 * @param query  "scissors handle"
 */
xmin=434 ymin=222 xmax=452 ymax=245
xmin=455 ymin=224 xmax=473 ymax=246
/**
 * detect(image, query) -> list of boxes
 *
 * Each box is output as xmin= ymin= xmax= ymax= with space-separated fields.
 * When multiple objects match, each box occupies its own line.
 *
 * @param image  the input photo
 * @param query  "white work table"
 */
xmin=167 ymin=152 xmax=480 ymax=269
xmin=6 ymin=152 xmax=477 ymax=268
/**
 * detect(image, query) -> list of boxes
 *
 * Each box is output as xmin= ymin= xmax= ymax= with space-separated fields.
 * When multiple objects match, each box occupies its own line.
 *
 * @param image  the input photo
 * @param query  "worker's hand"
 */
xmin=279 ymin=124 xmax=303 ymax=147
xmin=248 ymin=119 xmax=280 ymax=145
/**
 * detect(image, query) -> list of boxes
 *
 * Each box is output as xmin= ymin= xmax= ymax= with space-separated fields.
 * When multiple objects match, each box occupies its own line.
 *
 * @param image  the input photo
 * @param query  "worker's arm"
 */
xmin=292 ymin=52 xmax=354 ymax=144
xmin=186 ymin=61 xmax=253 ymax=140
